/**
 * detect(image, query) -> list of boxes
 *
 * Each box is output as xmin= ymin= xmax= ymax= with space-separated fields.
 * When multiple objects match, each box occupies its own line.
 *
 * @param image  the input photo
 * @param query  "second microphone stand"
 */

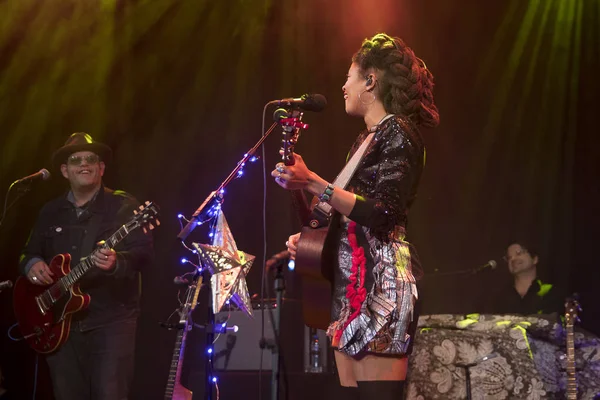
xmin=258 ymin=256 xmax=288 ymax=400
xmin=271 ymin=257 xmax=286 ymax=400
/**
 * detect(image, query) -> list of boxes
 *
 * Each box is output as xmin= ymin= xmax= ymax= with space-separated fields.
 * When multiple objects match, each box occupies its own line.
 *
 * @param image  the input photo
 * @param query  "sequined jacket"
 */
xmin=347 ymin=115 xmax=425 ymax=241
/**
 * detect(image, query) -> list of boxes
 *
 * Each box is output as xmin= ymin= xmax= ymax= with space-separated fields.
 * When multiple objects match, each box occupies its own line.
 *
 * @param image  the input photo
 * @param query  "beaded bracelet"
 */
xmin=319 ymin=183 xmax=335 ymax=203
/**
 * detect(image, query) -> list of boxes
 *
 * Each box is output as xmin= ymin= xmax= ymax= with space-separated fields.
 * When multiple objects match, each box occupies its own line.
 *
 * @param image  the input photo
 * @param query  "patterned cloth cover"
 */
xmin=406 ymin=314 xmax=600 ymax=399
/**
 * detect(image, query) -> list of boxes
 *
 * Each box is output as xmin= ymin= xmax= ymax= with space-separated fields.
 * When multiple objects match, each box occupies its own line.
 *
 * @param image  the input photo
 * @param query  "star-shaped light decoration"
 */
xmin=192 ymin=211 xmax=254 ymax=316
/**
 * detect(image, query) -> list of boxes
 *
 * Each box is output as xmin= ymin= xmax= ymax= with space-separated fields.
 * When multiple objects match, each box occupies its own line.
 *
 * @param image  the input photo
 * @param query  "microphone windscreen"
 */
xmin=40 ymin=168 xmax=51 ymax=180
xmin=304 ymin=94 xmax=327 ymax=112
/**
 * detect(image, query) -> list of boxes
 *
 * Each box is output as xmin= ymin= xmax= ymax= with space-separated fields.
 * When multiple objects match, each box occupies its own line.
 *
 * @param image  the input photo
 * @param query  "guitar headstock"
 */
xmin=275 ymin=108 xmax=309 ymax=167
xmin=565 ymin=295 xmax=581 ymax=326
xmin=130 ymin=201 xmax=161 ymax=234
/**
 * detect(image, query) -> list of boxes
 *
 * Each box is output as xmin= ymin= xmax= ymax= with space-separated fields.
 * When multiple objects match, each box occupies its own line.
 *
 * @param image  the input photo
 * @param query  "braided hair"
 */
xmin=353 ymin=33 xmax=440 ymax=128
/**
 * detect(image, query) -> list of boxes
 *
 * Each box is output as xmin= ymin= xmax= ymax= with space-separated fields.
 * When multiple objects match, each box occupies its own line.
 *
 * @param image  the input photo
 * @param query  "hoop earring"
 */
xmin=358 ymin=90 xmax=376 ymax=106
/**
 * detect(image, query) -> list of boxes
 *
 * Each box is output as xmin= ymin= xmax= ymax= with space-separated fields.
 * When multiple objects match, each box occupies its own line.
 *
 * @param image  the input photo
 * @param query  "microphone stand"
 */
xmin=203 ymin=267 xmax=216 ymax=400
xmin=454 ymin=353 xmax=497 ymax=399
xmin=0 ymin=181 xmax=33 ymax=230
xmin=177 ymin=121 xmax=280 ymax=242
xmin=424 ymin=269 xmax=478 ymax=278
xmin=424 ymin=265 xmax=494 ymax=278
xmin=175 ymin=108 xmax=308 ymax=399
xmin=258 ymin=257 xmax=288 ymax=400
xmin=175 ymin=113 xmax=292 ymax=400
xmin=271 ymin=258 xmax=286 ymax=400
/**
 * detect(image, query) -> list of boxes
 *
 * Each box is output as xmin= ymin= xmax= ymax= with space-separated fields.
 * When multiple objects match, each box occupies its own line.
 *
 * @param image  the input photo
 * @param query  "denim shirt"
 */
xmin=19 ymin=186 xmax=154 ymax=331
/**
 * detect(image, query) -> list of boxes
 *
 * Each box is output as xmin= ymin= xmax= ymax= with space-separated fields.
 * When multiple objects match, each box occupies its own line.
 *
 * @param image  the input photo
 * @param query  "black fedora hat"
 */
xmin=51 ymin=132 xmax=112 ymax=168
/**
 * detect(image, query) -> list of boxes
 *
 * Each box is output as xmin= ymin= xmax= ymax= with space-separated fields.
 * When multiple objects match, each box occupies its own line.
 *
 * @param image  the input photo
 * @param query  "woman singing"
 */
xmin=272 ymin=33 xmax=439 ymax=399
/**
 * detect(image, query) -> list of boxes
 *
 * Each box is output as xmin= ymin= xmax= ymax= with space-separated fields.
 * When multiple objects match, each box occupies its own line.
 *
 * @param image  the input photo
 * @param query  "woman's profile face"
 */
xmin=342 ymin=63 xmax=368 ymax=117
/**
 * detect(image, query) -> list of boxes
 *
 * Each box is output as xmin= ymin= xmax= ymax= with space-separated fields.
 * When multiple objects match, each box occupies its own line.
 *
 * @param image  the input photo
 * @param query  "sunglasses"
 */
xmin=67 ymin=154 xmax=100 ymax=166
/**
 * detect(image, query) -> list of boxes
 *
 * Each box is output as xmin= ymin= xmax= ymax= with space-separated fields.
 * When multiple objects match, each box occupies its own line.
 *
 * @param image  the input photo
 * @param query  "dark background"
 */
xmin=1 ymin=0 xmax=598 ymax=399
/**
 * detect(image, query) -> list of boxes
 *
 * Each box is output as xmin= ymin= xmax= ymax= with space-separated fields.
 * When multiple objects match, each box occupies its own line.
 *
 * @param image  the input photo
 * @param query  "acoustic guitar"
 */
xmin=13 ymin=201 xmax=159 ymax=353
xmin=278 ymin=111 xmax=338 ymax=329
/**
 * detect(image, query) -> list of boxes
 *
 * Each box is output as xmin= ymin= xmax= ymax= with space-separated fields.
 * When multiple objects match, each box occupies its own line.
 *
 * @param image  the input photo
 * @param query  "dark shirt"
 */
xmin=484 ymin=278 xmax=564 ymax=316
xmin=19 ymin=186 xmax=154 ymax=331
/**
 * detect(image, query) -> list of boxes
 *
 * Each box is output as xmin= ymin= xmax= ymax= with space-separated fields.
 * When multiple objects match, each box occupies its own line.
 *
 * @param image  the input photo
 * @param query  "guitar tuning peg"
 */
xmin=155 ymin=219 xmax=161 ymax=226
xmin=145 ymin=200 xmax=150 ymax=206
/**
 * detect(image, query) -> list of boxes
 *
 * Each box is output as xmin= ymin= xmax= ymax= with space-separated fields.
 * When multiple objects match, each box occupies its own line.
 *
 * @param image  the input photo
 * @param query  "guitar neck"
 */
xmin=164 ymin=328 xmax=190 ymax=400
xmin=566 ymin=323 xmax=577 ymax=399
xmin=58 ymin=225 xmax=130 ymax=290
xmin=164 ymin=276 xmax=202 ymax=400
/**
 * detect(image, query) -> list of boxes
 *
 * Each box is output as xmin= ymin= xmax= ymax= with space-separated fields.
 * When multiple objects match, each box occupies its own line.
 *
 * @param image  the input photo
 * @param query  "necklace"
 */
xmin=368 ymin=113 xmax=394 ymax=132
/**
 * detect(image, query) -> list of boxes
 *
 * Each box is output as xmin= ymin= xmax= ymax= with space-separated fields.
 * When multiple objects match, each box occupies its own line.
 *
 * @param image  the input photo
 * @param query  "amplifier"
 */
xmin=211 ymin=300 xmax=330 ymax=372
xmin=213 ymin=307 xmax=276 ymax=371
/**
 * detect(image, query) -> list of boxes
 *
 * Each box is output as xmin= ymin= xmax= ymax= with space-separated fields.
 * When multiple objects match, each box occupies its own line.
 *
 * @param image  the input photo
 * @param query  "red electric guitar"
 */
xmin=13 ymin=201 xmax=159 ymax=354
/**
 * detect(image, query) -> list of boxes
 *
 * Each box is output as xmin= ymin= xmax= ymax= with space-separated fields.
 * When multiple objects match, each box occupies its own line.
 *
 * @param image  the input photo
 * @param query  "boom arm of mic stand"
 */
xmin=425 ymin=268 xmax=486 ymax=278
xmin=177 ymin=121 xmax=280 ymax=241
xmin=0 ymin=181 xmax=33 ymax=229
xmin=177 ymin=190 xmax=218 ymax=241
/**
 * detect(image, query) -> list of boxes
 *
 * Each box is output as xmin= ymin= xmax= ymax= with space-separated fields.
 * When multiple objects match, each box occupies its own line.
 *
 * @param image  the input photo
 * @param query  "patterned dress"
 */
xmin=327 ymin=115 xmax=425 ymax=357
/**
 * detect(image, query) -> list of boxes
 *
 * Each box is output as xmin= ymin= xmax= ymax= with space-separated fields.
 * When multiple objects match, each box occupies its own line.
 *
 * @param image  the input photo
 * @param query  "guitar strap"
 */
xmin=309 ymin=131 xmax=377 ymax=228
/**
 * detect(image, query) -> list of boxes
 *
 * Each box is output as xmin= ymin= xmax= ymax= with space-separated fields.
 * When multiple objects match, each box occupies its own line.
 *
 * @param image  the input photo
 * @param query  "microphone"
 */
xmin=472 ymin=260 xmax=497 ymax=274
xmin=0 ymin=280 xmax=13 ymax=290
xmin=265 ymin=250 xmax=290 ymax=270
xmin=269 ymin=94 xmax=327 ymax=112
xmin=14 ymin=169 xmax=51 ymax=185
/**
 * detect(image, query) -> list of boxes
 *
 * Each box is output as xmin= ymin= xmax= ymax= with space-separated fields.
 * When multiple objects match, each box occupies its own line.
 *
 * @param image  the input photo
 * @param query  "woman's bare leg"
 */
xmin=353 ymin=353 xmax=408 ymax=381
xmin=334 ymin=350 xmax=358 ymax=387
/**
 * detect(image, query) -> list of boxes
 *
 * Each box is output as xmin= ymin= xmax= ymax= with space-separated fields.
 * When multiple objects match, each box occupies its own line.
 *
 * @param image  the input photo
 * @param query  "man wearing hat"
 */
xmin=19 ymin=132 xmax=154 ymax=400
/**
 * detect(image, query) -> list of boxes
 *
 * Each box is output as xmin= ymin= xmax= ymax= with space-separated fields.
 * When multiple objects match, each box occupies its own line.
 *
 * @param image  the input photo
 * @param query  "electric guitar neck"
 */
xmin=164 ymin=274 xmax=203 ymax=400
xmin=565 ymin=295 xmax=580 ymax=400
